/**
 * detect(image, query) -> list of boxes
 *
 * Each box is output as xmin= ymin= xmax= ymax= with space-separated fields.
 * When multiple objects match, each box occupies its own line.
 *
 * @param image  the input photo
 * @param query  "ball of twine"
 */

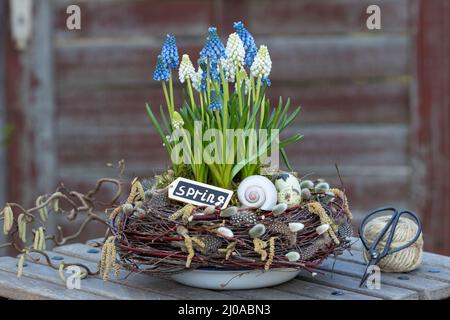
xmin=363 ymin=216 xmax=423 ymax=272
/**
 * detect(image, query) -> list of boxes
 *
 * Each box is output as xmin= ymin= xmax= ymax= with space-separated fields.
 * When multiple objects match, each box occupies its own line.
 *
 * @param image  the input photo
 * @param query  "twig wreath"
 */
xmin=1 ymin=22 xmax=353 ymax=282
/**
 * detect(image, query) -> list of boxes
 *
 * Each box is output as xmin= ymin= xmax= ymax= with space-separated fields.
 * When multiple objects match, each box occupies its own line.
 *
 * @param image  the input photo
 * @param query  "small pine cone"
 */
xmin=196 ymin=235 xmax=223 ymax=255
xmin=147 ymin=189 xmax=170 ymax=208
xmin=269 ymin=222 xmax=297 ymax=247
xmin=338 ymin=221 xmax=353 ymax=239
xmin=230 ymin=212 xmax=257 ymax=225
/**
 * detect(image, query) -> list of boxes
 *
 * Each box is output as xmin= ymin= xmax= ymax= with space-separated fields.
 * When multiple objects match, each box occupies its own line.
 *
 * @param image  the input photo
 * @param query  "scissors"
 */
xmin=358 ymin=207 xmax=422 ymax=287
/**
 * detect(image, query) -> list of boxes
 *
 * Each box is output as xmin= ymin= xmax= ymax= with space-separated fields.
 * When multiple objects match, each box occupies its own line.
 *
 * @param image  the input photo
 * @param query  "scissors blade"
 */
xmin=359 ymin=259 xmax=377 ymax=287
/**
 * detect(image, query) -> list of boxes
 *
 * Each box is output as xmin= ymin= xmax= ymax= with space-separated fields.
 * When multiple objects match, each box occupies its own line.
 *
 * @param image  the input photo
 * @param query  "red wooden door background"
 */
xmin=1 ymin=0 xmax=449 ymax=254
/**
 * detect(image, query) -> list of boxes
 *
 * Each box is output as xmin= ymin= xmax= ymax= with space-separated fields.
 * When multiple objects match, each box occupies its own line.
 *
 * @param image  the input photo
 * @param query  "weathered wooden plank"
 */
xmin=54 ymin=0 xmax=214 ymax=39
xmin=296 ymin=269 xmax=418 ymax=300
xmin=412 ymin=0 xmax=450 ymax=255
xmin=317 ymin=257 xmax=450 ymax=299
xmin=0 ymin=256 xmax=174 ymax=300
xmin=249 ymin=0 xmax=410 ymax=34
xmin=345 ymin=238 xmax=450 ymax=271
xmin=222 ymin=287 xmax=313 ymax=300
xmin=30 ymin=0 xmax=58 ymax=195
xmin=51 ymin=243 xmax=242 ymax=300
xmin=0 ymin=0 xmax=7 ymax=256
xmin=56 ymin=82 xmax=409 ymax=130
xmin=55 ymin=35 xmax=408 ymax=86
xmin=276 ymin=277 xmax=380 ymax=300
xmin=53 ymin=0 xmax=410 ymax=37
xmin=0 ymin=264 xmax=107 ymax=300
xmin=336 ymin=249 xmax=450 ymax=284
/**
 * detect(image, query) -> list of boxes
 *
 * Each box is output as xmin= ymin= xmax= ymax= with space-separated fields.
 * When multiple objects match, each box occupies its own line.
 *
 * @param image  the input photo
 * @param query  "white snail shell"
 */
xmin=237 ymin=175 xmax=277 ymax=211
xmin=274 ymin=173 xmax=301 ymax=193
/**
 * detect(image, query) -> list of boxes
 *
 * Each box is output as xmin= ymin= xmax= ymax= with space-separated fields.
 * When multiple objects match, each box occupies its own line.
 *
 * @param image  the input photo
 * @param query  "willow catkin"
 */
xmin=3 ymin=205 xmax=13 ymax=235
xmin=363 ymin=216 xmax=423 ymax=272
xmin=17 ymin=214 xmax=27 ymax=243
xmin=17 ymin=254 xmax=25 ymax=278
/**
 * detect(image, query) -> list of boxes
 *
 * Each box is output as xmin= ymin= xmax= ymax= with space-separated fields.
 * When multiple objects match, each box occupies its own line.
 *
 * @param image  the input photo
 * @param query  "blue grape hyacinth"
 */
xmin=200 ymin=27 xmax=226 ymax=80
xmin=208 ymin=89 xmax=223 ymax=111
xmin=262 ymin=76 xmax=271 ymax=87
xmin=233 ymin=21 xmax=257 ymax=67
xmin=153 ymin=55 xmax=169 ymax=81
xmin=161 ymin=34 xmax=179 ymax=70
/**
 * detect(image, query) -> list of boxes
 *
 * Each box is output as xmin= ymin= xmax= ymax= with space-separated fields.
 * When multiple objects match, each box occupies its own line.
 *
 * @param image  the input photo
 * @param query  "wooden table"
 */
xmin=0 ymin=238 xmax=449 ymax=300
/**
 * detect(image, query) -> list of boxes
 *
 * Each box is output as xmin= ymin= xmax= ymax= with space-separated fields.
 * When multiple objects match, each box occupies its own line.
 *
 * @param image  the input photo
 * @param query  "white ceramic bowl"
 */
xmin=171 ymin=268 xmax=300 ymax=290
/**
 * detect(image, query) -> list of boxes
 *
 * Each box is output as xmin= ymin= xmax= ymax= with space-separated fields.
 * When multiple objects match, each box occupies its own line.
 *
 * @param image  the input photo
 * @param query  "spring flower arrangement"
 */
xmin=0 ymin=22 xmax=353 ymax=289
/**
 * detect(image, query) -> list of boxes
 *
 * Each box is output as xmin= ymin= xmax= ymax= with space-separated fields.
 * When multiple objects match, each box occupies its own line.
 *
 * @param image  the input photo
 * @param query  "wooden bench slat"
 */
xmin=318 ymin=257 xmax=450 ymax=300
xmin=336 ymin=249 xmax=450 ymax=284
xmin=297 ymin=269 xmax=418 ymax=300
xmin=222 ymin=287 xmax=313 ymax=300
xmin=0 ymin=256 xmax=175 ymax=300
xmin=276 ymin=278 xmax=380 ymax=300
xmin=0 ymin=266 xmax=108 ymax=300
xmin=51 ymin=243 xmax=243 ymax=300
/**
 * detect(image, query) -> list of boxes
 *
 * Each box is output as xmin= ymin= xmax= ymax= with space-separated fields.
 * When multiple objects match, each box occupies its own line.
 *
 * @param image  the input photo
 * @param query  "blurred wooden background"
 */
xmin=1 ymin=0 xmax=449 ymax=254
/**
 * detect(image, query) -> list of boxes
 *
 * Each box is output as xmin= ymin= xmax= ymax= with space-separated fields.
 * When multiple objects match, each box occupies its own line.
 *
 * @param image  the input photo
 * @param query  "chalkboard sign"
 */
xmin=168 ymin=177 xmax=233 ymax=209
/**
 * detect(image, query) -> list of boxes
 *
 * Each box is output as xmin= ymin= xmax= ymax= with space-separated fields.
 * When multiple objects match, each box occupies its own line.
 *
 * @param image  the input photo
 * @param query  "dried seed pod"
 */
xmin=2 ymin=205 xmax=13 ymax=235
xmin=249 ymin=224 xmax=266 ymax=239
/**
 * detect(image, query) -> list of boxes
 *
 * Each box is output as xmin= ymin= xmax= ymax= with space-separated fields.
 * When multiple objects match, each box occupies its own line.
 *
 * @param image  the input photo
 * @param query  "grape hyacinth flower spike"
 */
xmin=200 ymin=27 xmax=226 ymax=80
xmin=178 ymin=54 xmax=195 ymax=83
xmin=250 ymin=45 xmax=272 ymax=79
xmin=233 ymin=21 xmax=257 ymax=67
xmin=208 ymin=89 xmax=223 ymax=111
xmin=153 ymin=55 xmax=169 ymax=81
xmin=225 ymin=32 xmax=245 ymax=82
xmin=161 ymin=34 xmax=179 ymax=70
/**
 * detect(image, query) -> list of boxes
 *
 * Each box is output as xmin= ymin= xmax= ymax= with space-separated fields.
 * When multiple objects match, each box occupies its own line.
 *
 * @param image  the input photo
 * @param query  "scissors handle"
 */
xmin=359 ymin=207 xmax=397 ymax=252
xmin=386 ymin=210 xmax=422 ymax=255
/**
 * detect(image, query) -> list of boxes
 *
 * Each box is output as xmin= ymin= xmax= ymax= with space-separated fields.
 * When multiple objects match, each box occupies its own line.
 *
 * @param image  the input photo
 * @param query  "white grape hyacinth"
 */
xmin=250 ymin=45 xmax=272 ymax=79
xmin=178 ymin=54 xmax=196 ymax=83
xmin=225 ymin=33 xmax=245 ymax=68
xmin=191 ymin=67 xmax=203 ymax=92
